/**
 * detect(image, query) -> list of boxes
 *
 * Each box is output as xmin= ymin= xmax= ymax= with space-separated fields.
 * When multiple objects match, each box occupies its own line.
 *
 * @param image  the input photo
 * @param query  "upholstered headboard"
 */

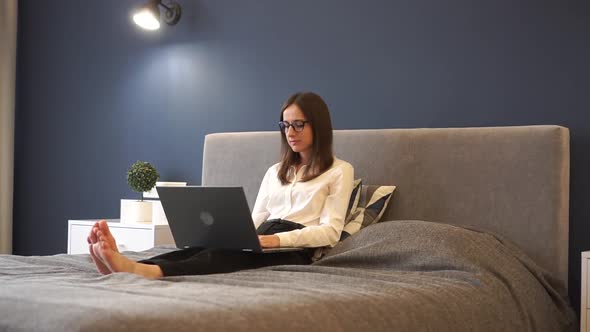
xmin=202 ymin=125 xmax=570 ymax=287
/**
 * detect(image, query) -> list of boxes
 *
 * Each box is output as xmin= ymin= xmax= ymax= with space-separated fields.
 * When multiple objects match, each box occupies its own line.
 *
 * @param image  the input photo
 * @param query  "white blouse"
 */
xmin=251 ymin=158 xmax=354 ymax=248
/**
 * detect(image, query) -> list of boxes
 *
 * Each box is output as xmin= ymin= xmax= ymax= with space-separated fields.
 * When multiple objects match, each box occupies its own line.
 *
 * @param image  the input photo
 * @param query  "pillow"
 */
xmin=345 ymin=178 xmax=363 ymax=220
xmin=340 ymin=184 xmax=396 ymax=241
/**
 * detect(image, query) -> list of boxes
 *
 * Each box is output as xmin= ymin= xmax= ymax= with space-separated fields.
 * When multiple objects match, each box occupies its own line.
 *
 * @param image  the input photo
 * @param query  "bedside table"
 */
xmin=582 ymin=251 xmax=590 ymax=331
xmin=67 ymin=219 xmax=175 ymax=254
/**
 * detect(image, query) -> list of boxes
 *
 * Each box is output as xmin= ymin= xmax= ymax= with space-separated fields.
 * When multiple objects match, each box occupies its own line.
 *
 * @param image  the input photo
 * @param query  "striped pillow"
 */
xmin=345 ymin=178 xmax=363 ymax=220
xmin=340 ymin=184 xmax=396 ymax=241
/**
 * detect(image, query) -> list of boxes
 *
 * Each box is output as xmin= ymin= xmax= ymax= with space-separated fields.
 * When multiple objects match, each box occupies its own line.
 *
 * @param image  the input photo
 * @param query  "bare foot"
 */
xmin=87 ymin=221 xmax=112 ymax=275
xmin=96 ymin=220 xmax=119 ymax=253
xmin=95 ymin=233 xmax=164 ymax=279
xmin=89 ymin=243 xmax=112 ymax=275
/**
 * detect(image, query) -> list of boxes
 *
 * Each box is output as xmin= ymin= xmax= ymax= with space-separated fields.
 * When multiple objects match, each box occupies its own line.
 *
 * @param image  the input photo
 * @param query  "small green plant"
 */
xmin=127 ymin=161 xmax=160 ymax=201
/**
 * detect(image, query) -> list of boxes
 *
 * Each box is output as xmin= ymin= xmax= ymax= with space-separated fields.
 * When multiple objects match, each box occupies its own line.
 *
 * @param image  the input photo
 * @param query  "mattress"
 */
xmin=0 ymin=220 xmax=576 ymax=331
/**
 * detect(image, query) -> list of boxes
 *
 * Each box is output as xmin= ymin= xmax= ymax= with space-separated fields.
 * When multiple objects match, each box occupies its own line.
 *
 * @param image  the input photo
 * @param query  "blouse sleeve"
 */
xmin=251 ymin=166 xmax=273 ymax=229
xmin=276 ymin=162 xmax=354 ymax=248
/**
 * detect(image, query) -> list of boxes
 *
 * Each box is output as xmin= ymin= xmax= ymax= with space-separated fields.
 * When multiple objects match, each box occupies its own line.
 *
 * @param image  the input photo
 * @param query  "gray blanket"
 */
xmin=0 ymin=220 xmax=577 ymax=331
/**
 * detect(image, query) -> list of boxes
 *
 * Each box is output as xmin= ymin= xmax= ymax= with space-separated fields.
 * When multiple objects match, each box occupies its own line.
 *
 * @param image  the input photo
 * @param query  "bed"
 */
xmin=0 ymin=125 xmax=577 ymax=331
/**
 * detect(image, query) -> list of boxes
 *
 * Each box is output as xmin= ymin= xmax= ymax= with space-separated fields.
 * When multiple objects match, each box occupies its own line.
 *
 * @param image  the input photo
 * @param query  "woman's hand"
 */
xmin=258 ymin=235 xmax=281 ymax=248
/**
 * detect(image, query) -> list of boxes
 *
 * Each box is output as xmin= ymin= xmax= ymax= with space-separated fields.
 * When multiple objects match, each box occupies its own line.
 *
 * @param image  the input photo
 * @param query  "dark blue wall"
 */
xmin=15 ymin=0 xmax=589 ymax=314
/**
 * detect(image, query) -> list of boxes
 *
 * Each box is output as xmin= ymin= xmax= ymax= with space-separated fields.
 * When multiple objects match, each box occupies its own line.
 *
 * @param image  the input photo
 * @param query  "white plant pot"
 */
xmin=120 ymin=199 xmax=153 ymax=224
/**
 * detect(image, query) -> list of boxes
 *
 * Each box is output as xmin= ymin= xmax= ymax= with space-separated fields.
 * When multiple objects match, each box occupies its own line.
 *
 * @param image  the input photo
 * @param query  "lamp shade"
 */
xmin=133 ymin=3 xmax=161 ymax=30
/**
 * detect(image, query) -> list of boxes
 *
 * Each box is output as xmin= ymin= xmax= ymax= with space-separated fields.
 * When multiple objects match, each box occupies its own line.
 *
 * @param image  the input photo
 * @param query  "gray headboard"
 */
xmin=202 ymin=125 xmax=570 ymax=287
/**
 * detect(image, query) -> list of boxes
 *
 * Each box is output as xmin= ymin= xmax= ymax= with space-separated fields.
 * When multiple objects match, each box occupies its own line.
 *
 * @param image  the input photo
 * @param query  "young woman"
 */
xmin=88 ymin=92 xmax=354 ymax=279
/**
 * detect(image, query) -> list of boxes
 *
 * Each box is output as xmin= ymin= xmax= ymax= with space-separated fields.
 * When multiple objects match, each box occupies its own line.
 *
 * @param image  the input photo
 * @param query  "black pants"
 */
xmin=139 ymin=219 xmax=313 ymax=277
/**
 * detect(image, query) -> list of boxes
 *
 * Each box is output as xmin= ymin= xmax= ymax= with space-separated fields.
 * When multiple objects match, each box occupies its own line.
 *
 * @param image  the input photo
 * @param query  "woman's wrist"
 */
xmin=258 ymin=235 xmax=281 ymax=248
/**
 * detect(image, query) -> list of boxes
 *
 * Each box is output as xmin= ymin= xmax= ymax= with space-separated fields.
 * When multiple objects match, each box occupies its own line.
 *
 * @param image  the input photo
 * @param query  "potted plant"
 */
xmin=120 ymin=161 xmax=160 ymax=224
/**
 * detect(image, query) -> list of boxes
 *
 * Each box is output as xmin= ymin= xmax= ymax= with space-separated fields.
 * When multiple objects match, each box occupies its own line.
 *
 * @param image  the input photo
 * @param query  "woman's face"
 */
xmin=282 ymin=103 xmax=313 ymax=157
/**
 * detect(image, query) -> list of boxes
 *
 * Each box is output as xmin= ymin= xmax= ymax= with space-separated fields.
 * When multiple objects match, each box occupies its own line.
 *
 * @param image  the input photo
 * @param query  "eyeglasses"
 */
xmin=278 ymin=120 xmax=310 ymax=133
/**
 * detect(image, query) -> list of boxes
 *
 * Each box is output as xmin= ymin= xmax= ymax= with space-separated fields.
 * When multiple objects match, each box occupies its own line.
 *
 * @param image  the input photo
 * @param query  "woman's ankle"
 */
xmin=135 ymin=263 xmax=164 ymax=279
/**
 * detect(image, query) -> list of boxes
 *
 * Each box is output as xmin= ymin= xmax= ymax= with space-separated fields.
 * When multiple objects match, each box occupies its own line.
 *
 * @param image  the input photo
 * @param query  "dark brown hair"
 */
xmin=277 ymin=92 xmax=334 ymax=185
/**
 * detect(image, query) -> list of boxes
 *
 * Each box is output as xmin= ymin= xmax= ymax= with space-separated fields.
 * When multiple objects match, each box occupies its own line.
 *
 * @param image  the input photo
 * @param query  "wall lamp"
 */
xmin=133 ymin=0 xmax=182 ymax=30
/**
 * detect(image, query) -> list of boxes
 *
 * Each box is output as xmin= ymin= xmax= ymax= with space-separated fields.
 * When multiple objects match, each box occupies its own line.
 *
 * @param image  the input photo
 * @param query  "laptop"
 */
xmin=156 ymin=186 xmax=304 ymax=253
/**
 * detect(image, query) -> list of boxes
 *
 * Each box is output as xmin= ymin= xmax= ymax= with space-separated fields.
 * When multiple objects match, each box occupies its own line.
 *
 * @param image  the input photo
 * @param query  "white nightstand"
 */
xmin=582 ymin=251 xmax=590 ymax=331
xmin=67 ymin=219 xmax=175 ymax=254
